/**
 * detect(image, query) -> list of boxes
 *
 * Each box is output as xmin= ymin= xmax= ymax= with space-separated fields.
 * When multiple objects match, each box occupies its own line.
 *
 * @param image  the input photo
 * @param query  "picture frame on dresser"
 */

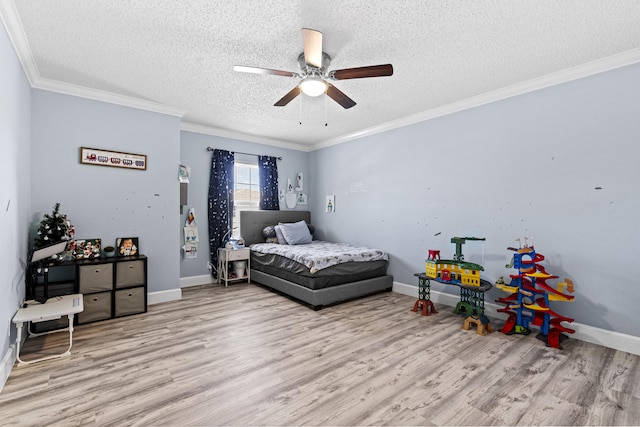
xmin=74 ymin=238 xmax=102 ymax=259
xmin=116 ymin=237 xmax=139 ymax=256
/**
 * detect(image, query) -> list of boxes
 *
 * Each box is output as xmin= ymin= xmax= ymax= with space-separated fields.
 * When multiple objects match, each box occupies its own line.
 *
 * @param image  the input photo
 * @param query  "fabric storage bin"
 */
xmin=115 ymin=260 xmax=145 ymax=288
xmin=114 ymin=287 xmax=145 ymax=317
xmin=78 ymin=263 xmax=113 ymax=293
xmin=78 ymin=291 xmax=112 ymax=323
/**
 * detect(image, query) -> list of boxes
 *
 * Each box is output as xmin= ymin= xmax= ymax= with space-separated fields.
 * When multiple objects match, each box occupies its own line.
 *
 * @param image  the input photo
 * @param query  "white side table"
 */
xmin=217 ymin=248 xmax=251 ymax=287
xmin=12 ymin=294 xmax=84 ymax=366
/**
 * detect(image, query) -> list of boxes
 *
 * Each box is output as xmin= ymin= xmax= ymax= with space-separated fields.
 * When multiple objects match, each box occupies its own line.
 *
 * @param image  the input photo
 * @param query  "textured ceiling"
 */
xmin=3 ymin=1 xmax=640 ymax=151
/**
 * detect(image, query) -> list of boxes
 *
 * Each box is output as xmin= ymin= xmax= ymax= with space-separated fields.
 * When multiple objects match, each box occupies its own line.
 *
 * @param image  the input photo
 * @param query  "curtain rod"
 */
xmin=206 ymin=146 xmax=282 ymax=160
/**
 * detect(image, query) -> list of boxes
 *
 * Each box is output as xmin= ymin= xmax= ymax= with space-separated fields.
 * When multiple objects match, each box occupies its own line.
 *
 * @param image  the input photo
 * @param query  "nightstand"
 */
xmin=217 ymin=248 xmax=251 ymax=287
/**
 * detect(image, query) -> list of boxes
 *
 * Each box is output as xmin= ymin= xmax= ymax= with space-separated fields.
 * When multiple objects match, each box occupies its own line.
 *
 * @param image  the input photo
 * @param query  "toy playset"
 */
xmin=413 ymin=237 xmax=493 ymax=335
xmin=495 ymin=238 xmax=575 ymax=349
xmin=414 ymin=235 xmax=576 ymax=348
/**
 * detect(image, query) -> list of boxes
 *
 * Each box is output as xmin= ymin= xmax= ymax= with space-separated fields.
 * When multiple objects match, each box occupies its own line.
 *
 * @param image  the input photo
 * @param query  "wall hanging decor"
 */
xmin=80 ymin=147 xmax=147 ymax=170
xmin=183 ymin=207 xmax=199 ymax=259
xmin=326 ymin=195 xmax=335 ymax=213
xmin=285 ymin=193 xmax=297 ymax=209
xmin=295 ymin=172 xmax=304 ymax=191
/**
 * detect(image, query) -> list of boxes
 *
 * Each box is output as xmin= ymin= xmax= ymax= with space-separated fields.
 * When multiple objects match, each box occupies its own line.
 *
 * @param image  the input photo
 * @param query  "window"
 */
xmin=232 ymin=161 xmax=259 ymax=238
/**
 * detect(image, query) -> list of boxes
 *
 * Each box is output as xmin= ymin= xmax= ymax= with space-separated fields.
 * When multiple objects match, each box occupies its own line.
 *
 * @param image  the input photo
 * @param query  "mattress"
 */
xmin=250 ymin=241 xmax=388 ymax=273
xmin=250 ymin=241 xmax=389 ymax=290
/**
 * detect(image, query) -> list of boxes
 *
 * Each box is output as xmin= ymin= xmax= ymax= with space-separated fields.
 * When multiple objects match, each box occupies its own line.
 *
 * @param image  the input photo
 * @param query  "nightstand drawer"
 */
xmin=78 ymin=264 xmax=113 ymax=293
xmin=225 ymin=248 xmax=250 ymax=261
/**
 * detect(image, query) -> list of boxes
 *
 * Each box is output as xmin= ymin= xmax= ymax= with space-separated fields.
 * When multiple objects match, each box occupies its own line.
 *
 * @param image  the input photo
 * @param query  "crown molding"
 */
xmin=180 ymin=122 xmax=310 ymax=152
xmin=4 ymin=0 xmax=639 ymax=152
xmin=33 ymin=78 xmax=187 ymax=118
xmin=1 ymin=2 xmax=186 ymax=118
xmin=0 ymin=0 xmax=38 ymax=84
xmin=311 ymin=48 xmax=640 ymax=151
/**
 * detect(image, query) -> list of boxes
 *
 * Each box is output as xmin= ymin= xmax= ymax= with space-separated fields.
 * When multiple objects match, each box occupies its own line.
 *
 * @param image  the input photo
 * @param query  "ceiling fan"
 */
xmin=233 ymin=28 xmax=393 ymax=109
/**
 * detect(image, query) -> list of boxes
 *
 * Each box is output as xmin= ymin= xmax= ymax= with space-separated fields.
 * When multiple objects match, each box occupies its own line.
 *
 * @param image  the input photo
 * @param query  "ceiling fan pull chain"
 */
xmin=299 ymin=92 xmax=303 ymax=125
xmin=324 ymin=91 xmax=328 ymax=126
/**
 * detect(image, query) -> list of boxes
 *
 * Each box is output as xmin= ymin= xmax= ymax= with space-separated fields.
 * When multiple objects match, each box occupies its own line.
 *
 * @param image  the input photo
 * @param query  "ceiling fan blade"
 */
xmin=234 ymin=65 xmax=297 ymax=78
xmin=302 ymin=28 xmax=323 ymax=68
xmin=326 ymin=83 xmax=356 ymax=109
xmin=274 ymin=86 xmax=301 ymax=107
xmin=331 ymin=64 xmax=393 ymax=80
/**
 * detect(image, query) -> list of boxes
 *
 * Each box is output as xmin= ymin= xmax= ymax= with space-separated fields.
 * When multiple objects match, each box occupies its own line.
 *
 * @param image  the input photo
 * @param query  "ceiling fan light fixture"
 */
xmin=300 ymin=77 xmax=327 ymax=97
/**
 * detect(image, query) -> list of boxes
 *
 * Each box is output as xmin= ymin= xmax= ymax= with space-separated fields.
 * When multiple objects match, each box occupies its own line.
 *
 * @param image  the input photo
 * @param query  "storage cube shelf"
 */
xmin=28 ymin=255 xmax=147 ymax=331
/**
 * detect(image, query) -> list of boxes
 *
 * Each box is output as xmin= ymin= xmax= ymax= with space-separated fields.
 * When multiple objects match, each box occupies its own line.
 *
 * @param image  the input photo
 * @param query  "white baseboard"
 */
xmin=147 ymin=274 xmax=215 ymax=306
xmin=0 ymin=344 xmax=16 ymax=394
xmin=180 ymin=274 xmax=215 ymax=288
xmin=392 ymin=281 xmax=640 ymax=356
xmin=147 ymin=288 xmax=182 ymax=305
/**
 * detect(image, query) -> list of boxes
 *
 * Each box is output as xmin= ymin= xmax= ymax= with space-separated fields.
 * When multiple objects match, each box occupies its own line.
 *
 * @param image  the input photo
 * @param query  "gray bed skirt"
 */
xmin=250 ymin=269 xmax=393 ymax=310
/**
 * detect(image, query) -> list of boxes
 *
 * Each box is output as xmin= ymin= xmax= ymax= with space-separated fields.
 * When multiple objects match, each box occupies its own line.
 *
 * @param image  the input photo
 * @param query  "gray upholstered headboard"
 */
xmin=240 ymin=211 xmax=311 ymax=246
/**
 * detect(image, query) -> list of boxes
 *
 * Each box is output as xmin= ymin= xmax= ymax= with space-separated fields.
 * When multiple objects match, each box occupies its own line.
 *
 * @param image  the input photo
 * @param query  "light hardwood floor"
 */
xmin=1 ymin=283 xmax=639 ymax=426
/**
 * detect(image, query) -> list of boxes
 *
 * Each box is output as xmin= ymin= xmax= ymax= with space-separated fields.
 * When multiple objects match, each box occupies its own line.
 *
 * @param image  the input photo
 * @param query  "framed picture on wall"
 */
xmin=80 ymin=147 xmax=147 ymax=170
xmin=326 ymin=195 xmax=335 ymax=213
xmin=116 ymin=237 xmax=139 ymax=257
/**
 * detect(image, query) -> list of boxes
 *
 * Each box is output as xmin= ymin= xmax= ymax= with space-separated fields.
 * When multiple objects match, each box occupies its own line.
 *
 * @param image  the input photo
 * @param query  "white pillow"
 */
xmin=278 ymin=220 xmax=313 ymax=245
xmin=274 ymin=225 xmax=288 ymax=244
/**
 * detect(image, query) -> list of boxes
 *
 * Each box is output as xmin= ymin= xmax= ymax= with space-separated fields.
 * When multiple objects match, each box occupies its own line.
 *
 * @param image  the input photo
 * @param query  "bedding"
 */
xmin=251 ymin=241 xmax=388 ymax=274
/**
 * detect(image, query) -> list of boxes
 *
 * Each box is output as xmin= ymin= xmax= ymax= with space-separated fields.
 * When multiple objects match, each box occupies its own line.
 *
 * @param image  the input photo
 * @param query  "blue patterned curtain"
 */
xmin=208 ymin=149 xmax=235 ymax=277
xmin=258 ymin=155 xmax=280 ymax=210
xmin=258 ymin=156 xmax=280 ymax=211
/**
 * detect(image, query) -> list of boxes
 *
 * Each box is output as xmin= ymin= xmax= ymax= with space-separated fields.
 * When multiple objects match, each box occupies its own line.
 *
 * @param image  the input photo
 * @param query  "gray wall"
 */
xmin=0 ymin=20 xmax=32 ymax=376
xmin=179 ymin=131 xmax=309 ymax=278
xmin=31 ymin=90 xmax=181 ymax=294
xmin=309 ymin=63 xmax=640 ymax=337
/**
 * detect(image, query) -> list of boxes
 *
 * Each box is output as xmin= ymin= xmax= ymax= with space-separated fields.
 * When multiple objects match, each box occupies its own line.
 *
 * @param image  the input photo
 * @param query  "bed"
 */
xmin=240 ymin=210 xmax=393 ymax=309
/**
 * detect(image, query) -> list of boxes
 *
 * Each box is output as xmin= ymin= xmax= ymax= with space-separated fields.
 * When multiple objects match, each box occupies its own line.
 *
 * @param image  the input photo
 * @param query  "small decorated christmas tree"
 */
xmin=34 ymin=203 xmax=75 ymax=248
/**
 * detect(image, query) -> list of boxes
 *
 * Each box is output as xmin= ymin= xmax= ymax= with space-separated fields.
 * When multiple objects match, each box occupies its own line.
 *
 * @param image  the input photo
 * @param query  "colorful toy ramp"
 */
xmin=495 ymin=294 xmax=525 ymax=335
xmin=495 ymin=243 xmax=575 ymax=349
xmin=539 ymin=315 xmax=575 ymax=349
xmin=537 ymin=299 xmax=575 ymax=328
xmin=498 ymin=311 xmax=518 ymax=334
xmin=526 ymin=275 xmax=575 ymax=302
